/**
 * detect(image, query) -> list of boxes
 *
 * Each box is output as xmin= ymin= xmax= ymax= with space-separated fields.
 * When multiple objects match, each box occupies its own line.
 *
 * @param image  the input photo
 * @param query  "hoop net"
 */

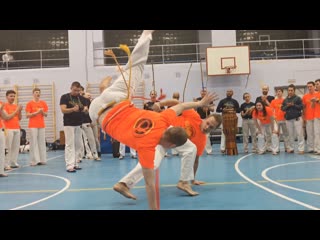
xmin=223 ymin=65 xmax=236 ymax=74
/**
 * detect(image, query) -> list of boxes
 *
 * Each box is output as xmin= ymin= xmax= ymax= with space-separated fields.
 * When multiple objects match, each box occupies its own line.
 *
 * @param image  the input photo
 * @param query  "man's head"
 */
xmin=262 ymin=85 xmax=269 ymax=96
xmin=275 ymin=88 xmax=283 ymax=98
xmin=201 ymin=113 xmax=222 ymax=134
xmin=33 ymin=88 xmax=41 ymax=99
xmin=287 ymin=84 xmax=296 ymax=97
xmin=307 ymin=81 xmax=315 ymax=93
xmin=70 ymin=81 xmax=81 ymax=96
xmin=172 ymin=92 xmax=180 ymax=100
xmin=315 ymin=79 xmax=320 ymax=91
xmin=159 ymin=127 xmax=188 ymax=149
xmin=226 ymin=89 xmax=233 ymax=98
xmin=200 ymin=89 xmax=207 ymax=98
xmin=150 ymin=90 xmax=157 ymax=101
xmin=6 ymin=90 xmax=16 ymax=104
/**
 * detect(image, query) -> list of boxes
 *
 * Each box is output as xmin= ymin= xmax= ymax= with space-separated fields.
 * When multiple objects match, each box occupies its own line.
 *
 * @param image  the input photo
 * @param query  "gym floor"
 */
xmin=1 ymin=144 xmax=320 ymax=210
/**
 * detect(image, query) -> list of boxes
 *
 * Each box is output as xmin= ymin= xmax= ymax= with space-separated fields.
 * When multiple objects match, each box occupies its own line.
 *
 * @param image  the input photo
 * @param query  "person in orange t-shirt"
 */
xmin=3 ymin=90 xmax=23 ymax=169
xmin=313 ymin=79 xmax=320 ymax=154
xmin=302 ymin=81 xmax=317 ymax=153
xmin=0 ymin=101 xmax=10 ymax=177
xmin=89 ymin=30 xmax=216 ymax=210
xmin=270 ymin=88 xmax=289 ymax=153
xmin=252 ymin=100 xmax=277 ymax=155
xmin=113 ymin=105 xmax=221 ymax=201
xmin=26 ymin=88 xmax=48 ymax=166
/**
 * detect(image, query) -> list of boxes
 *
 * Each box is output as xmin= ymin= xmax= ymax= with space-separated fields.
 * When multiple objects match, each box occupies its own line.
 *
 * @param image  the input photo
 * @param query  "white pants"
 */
xmin=286 ymin=118 xmax=305 ymax=152
xmin=314 ymin=118 xmax=320 ymax=153
xmin=274 ymin=121 xmax=289 ymax=152
xmin=306 ymin=119 xmax=315 ymax=152
xmin=89 ymin=30 xmax=152 ymax=124
xmin=257 ymin=123 xmax=277 ymax=154
xmin=242 ymin=119 xmax=257 ymax=152
xmin=79 ymin=128 xmax=91 ymax=158
xmin=205 ymin=133 xmax=213 ymax=154
xmin=5 ymin=129 xmax=20 ymax=167
xmin=119 ymin=142 xmax=136 ymax=157
xmin=220 ymin=124 xmax=225 ymax=151
xmin=82 ymin=123 xmax=98 ymax=158
xmin=92 ymin=125 xmax=101 ymax=153
xmin=119 ymin=139 xmax=197 ymax=189
xmin=0 ymin=130 xmax=5 ymax=174
xmin=29 ymin=128 xmax=46 ymax=165
xmin=64 ymin=126 xmax=82 ymax=170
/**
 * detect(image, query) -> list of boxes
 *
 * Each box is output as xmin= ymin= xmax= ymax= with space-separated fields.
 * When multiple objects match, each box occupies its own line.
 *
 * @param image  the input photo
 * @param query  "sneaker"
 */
xmin=95 ymin=157 xmax=101 ymax=161
xmin=4 ymin=166 xmax=11 ymax=171
xmin=164 ymin=153 xmax=170 ymax=157
xmin=74 ymin=166 xmax=82 ymax=170
xmin=131 ymin=155 xmax=137 ymax=159
xmin=207 ymin=152 xmax=213 ymax=155
xmin=119 ymin=155 xmax=124 ymax=160
xmin=37 ymin=162 xmax=46 ymax=165
xmin=298 ymin=151 xmax=304 ymax=154
xmin=10 ymin=164 xmax=19 ymax=168
xmin=0 ymin=173 xmax=8 ymax=177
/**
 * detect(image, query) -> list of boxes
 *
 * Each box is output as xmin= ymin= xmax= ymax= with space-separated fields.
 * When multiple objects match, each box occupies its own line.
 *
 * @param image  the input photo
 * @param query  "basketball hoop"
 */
xmin=224 ymin=65 xmax=236 ymax=74
xmin=223 ymin=65 xmax=237 ymax=74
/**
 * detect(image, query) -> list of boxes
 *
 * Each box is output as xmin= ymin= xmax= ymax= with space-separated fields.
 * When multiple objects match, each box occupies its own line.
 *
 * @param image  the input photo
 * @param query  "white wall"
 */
xmin=1 ymin=30 xmax=320 ymax=139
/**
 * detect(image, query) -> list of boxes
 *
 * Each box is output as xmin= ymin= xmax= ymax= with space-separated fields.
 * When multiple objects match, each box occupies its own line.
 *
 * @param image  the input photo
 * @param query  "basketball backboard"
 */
xmin=206 ymin=46 xmax=250 ymax=76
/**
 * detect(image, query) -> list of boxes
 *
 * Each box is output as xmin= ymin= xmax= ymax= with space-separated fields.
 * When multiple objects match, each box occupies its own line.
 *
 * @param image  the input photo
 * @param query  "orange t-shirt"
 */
xmin=302 ymin=92 xmax=317 ymax=120
xmin=171 ymin=109 xmax=205 ymax=156
xmin=313 ymin=92 xmax=320 ymax=118
xmin=103 ymin=101 xmax=176 ymax=169
xmin=3 ymin=103 xmax=20 ymax=129
xmin=252 ymin=106 xmax=274 ymax=124
xmin=26 ymin=100 xmax=48 ymax=128
xmin=270 ymin=98 xmax=285 ymax=121
xmin=0 ymin=101 xmax=3 ymax=128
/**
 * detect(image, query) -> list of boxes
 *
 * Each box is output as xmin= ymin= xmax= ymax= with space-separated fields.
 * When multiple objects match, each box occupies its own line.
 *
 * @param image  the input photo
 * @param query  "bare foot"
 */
xmin=191 ymin=180 xmax=206 ymax=185
xmin=177 ymin=181 xmax=199 ymax=196
xmin=113 ymin=182 xmax=137 ymax=200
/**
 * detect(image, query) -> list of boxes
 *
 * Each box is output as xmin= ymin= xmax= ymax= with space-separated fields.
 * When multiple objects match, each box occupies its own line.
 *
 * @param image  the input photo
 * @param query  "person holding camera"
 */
xmin=60 ymin=81 xmax=89 ymax=172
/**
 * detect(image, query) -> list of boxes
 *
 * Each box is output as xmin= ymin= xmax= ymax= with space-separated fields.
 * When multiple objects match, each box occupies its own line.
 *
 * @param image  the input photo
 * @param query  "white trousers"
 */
xmin=92 ymin=125 xmax=101 ymax=152
xmin=29 ymin=128 xmax=46 ymax=165
xmin=314 ymin=118 xmax=320 ymax=153
xmin=242 ymin=119 xmax=257 ymax=152
xmin=89 ymin=31 xmax=152 ymax=124
xmin=274 ymin=121 xmax=289 ymax=152
xmin=220 ymin=124 xmax=225 ymax=151
xmin=286 ymin=118 xmax=305 ymax=152
xmin=64 ymin=126 xmax=82 ymax=170
xmin=82 ymin=123 xmax=98 ymax=158
xmin=119 ymin=139 xmax=197 ymax=189
xmin=0 ymin=130 xmax=5 ymax=174
xmin=119 ymin=143 xmax=136 ymax=157
xmin=306 ymin=119 xmax=315 ymax=152
xmin=257 ymin=124 xmax=277 ymax=154
xmin=5 ymin=129 xmax=20 ymax=167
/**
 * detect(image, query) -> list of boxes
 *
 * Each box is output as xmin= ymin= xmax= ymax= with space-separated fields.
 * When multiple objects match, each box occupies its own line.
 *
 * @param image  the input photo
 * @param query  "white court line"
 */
xmin=5 ymin=154 xmax=64 ymax=173
xmin=262 ymin=160 xmax=320 ymax=196
xmin=235 ymin=154 xmax=319 ymax=210
xmin=9 ymin=173 xmax=71 ymax=210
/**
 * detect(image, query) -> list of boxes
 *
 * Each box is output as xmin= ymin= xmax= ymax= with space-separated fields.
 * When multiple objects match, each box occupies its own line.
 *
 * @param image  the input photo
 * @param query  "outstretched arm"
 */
xmin=170 ymin=92 xmax=218 ymax=116
xmin=152 ymin=99 xmax=180 ymax=112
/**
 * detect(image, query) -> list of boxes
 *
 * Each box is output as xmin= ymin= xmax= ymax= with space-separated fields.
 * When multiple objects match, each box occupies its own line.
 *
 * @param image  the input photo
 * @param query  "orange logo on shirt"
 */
xmin=133 ymin=118 xmax=154 ymax=137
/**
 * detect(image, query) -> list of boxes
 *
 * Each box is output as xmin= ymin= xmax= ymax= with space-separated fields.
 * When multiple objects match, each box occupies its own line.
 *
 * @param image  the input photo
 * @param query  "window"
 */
xmin=0 ymin=30 xmax=69 ymax=70
xmin=103 ymin=30 xmax=199 ymax=65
